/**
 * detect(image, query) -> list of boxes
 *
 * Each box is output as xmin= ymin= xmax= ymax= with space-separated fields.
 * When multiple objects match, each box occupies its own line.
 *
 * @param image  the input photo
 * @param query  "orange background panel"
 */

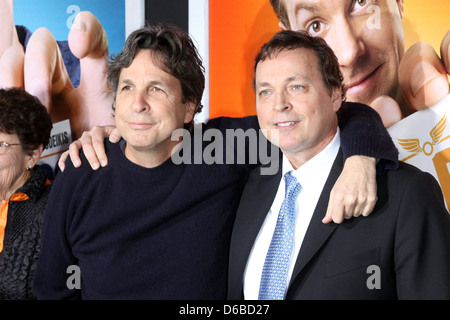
xmin=402 ymin=0 xmax=450 ymax=55
xmin=209 ymin=1 xmax=279 ymax=118
xmin=209 ymin=0 xmax=450 ymax=119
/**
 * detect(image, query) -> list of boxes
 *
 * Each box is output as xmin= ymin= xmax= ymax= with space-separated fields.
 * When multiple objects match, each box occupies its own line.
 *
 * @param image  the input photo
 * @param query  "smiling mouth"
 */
xmin=346 ymin=65 xmax=382 ymax=96
xmin=128 ymin=122 xmax=154 ymax=129
xmin=275 ymin=121 xmax=299 ymax=127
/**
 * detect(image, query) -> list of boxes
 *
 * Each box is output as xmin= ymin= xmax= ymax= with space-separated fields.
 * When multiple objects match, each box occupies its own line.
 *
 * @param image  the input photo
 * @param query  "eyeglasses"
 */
xmin=0 ymin=141 xmax=21 ymax=155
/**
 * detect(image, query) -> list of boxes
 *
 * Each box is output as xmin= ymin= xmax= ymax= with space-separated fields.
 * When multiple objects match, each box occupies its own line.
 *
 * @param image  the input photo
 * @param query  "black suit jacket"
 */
xmin=228 ymin=151 xmax=450 ymax=299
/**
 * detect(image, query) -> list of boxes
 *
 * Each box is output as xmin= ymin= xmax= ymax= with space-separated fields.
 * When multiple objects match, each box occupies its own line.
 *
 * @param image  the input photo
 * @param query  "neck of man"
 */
xmin=124 ymin=141 xmax=180 ymax=169
xmin=283 ymin=126 xmax=338 ymax=170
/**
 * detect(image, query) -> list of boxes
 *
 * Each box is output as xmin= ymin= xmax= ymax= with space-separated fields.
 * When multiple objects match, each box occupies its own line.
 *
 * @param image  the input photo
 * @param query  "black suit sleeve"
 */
xmin=394 ymin=171 xmax=450 ymax=299
xmin=338 ymin=102 xmax=399 ymax=170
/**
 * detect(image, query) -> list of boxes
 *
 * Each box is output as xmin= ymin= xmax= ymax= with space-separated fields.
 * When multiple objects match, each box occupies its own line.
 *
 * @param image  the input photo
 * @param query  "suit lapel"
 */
xmin=286 ymin=150 xmax=343 ymax=297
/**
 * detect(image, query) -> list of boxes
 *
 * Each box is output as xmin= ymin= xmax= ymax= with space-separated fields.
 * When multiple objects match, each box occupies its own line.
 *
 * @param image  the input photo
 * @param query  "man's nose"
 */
xmin=326 ymin=17 xmax=365 ymax=68
xmin=132 ymin=92 xmax=150 ymax=112
xmin=273 ymin=91 xmax=292 ymax=112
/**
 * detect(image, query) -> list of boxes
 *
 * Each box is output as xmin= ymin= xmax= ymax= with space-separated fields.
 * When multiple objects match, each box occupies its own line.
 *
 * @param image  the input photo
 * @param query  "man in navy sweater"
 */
xmin=33 ymin=23 xmax=397 ymax=299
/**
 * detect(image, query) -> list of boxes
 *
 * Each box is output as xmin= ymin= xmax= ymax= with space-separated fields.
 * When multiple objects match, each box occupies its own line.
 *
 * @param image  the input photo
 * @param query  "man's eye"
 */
xmin=290 ymin=85 xmax=307 ymax=94
xmin=311 ymin=21 xmax=321 ymax=32
xmin=259 ymin=90 xmax=271 ymax=97
xmin=150 ymin=87 xmax=164 ymax=93
xmin=121 ymin=85 xmax=131 ymax=91
xmin=356 ymin=0 xmax=367 ymax=7
xmin=307 ymin=21 xmax=323 ymax=36
xmin=352 ymin=0 xmax=373 ymax=14
xmin=149 ymin=87 xmax=169 ymax=98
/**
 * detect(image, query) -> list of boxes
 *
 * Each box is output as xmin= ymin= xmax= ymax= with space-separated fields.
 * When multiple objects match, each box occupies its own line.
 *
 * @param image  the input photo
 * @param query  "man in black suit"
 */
xmin=228 ymin=30 xmax=450 ymax=300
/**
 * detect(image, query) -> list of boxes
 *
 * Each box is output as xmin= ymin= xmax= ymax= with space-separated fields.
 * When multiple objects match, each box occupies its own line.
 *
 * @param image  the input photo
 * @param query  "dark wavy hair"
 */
xmin=253 ymin=30 xmax=347 ymax=103
xmin=0 ymin=88 xmax=52 ymax=155
xmin=107 ymin=22 xmax=205 ymax=132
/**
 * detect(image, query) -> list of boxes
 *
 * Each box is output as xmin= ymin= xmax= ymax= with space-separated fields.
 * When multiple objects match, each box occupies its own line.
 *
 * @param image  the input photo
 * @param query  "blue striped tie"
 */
xmin=258 ymin=171 xmax=301 ymax=300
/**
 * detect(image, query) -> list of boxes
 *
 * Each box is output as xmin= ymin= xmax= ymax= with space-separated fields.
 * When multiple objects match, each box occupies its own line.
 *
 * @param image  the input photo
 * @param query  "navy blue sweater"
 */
xmin=33 ymin=106 xmax=398 ymax=300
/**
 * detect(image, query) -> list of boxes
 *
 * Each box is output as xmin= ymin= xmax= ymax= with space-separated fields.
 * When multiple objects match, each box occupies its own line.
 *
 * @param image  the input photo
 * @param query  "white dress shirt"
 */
xmin=243 ymin=129 xmax=341 ymax=299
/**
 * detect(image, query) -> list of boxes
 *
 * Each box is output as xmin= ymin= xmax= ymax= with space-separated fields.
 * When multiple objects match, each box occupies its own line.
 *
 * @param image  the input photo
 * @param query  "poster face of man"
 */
xmin=209 ymin=0 xmax=448 ymax=119
xmin=280 ymin=0 xmax=406 ymax=113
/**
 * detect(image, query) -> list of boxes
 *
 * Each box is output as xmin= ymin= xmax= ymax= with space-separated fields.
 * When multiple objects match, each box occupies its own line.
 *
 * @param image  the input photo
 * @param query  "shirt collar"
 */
xmin=282 ymin=128 xmax=341 ymax=189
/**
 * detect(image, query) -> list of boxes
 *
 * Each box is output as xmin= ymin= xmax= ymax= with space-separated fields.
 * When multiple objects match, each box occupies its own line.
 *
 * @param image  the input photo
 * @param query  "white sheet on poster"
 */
xmin=388 ymin=94 xmax=450 ymax=209
xmin=38 ymin=119 xmax=72 ymax=175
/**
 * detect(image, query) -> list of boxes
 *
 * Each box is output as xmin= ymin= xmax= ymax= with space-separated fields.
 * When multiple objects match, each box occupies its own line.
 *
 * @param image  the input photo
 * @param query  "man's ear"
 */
xmin=331 ymin=88 xmax=342 ymax=112
xmin=184 ymin=101 xmax=196 ymax=124
xmin=279 ymin=21 xmax=288 ymax=30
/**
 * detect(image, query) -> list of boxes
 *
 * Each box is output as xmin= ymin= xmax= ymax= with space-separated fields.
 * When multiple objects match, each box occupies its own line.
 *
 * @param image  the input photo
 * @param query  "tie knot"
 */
xmin=284 ymin=171 xmax=301 ymax=198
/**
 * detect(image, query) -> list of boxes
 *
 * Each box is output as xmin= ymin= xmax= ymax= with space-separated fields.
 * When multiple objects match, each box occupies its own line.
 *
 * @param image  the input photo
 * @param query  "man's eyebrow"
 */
xmin=293 ymin=1 xmax=325 ymax=15
xmin=255 ymin=75 xmax=307 ymax=88
xmin=119 ymin=79 xmax=165 ymax=86
xmin=255 ymin=81 xmax=271 ymax=89
xmin=120 ymin=79 xmax=133 ymax=84
xmin=285 ymin=75 xmax=299 ymax=83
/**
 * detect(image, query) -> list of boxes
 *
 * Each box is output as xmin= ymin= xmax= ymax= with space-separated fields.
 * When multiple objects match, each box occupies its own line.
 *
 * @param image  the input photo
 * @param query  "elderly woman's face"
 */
xmin=0 ymin=132 xmax=31 ymax=195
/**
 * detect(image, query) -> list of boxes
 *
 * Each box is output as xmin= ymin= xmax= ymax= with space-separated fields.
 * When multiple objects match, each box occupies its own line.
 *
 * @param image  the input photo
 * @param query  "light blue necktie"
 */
xmin=258 ymin=171 xmax=301 ymax=300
